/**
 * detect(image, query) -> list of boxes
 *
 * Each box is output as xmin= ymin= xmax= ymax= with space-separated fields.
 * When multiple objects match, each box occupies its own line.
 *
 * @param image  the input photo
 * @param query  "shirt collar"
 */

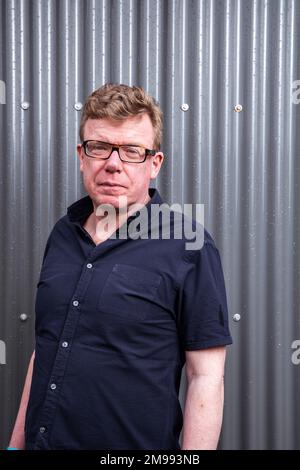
xmin=67 ymin=187 xmax=163 ymax=226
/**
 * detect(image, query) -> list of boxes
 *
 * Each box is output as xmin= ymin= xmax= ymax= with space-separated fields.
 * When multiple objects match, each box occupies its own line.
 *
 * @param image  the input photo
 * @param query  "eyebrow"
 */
xmin=89 ymin=138 xmax=147 ymax=148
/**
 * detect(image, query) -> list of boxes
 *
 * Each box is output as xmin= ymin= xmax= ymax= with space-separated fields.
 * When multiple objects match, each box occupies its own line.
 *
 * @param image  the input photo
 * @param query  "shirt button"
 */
xmin=50 ymin=383 xmax=57 ymax=390
xmin=73 ymin=300 xmax=79 ymax=307
xmin=39 ymin=427 xmax=46 ymax=434
xmin=87 ymin=263 xmax=93 ymax=269
xmin=62 ymin=341 xmax=69 ymax=348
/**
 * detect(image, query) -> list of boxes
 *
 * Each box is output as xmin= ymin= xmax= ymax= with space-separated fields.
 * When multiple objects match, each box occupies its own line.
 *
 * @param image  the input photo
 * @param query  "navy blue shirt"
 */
xmin=25 ymin=188 xmax=232 ymax=450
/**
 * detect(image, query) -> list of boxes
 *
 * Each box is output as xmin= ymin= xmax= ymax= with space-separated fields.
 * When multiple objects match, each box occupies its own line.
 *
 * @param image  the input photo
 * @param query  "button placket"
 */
xmin=35 ymin=257 xmax=96 ymax=447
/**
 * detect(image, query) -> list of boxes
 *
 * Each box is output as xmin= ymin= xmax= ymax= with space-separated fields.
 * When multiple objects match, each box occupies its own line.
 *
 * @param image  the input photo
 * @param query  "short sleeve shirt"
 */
xmin=25 ymin=188 xmax=233 ymax=450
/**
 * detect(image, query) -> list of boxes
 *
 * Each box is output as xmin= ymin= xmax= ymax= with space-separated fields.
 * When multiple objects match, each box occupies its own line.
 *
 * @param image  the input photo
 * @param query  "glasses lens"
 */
xmin=86 ymin=141 xmax=111 ymax=158
xmin=120 ymin=146 xmax=145 ymax=162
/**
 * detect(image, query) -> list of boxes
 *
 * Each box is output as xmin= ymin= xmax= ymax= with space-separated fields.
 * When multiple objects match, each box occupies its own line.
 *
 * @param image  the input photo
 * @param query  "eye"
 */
xmin=91 ymin=142 xmax=110 ymax=151
xmin=86 ymin=142 xmax=112 ymax=156
xmin=122 ymin=146 xmax=142 ymax=156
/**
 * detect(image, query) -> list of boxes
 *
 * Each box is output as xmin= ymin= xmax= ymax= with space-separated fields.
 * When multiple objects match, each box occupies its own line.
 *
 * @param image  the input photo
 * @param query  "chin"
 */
xmin=91 ymin=193 xmax=129 ymax=211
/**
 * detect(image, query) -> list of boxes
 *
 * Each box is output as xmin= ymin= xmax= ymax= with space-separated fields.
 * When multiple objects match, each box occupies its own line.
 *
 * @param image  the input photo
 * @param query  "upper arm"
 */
xmin=185 ymin=346 xmax=227 ymax=382
xmin=178 ymin=243 xmax=233 ymax=351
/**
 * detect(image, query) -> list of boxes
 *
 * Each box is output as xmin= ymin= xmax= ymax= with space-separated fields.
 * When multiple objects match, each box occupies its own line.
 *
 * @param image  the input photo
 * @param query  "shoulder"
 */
xmin=42 ymin=213 xmax=74 ymax=252
xmin=175 ymin=210 xmax=219 ymax=264
xmin=48 ymin=214 xmax=70 ymax=237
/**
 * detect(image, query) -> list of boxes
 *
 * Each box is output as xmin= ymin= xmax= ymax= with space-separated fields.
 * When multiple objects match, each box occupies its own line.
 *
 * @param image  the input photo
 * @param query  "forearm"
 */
xmin=9 ymin=350 xmax=35 ymax=449
xmin=181 ymin=375 xmax=224 ymax=450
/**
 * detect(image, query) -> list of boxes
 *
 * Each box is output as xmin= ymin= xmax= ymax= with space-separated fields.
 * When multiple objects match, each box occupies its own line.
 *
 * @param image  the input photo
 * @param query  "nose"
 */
xmin=103 ymin=149 xmax=123 ymax=173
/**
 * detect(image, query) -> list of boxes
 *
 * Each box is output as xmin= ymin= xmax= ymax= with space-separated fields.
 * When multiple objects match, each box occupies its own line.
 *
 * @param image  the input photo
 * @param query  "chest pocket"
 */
xmin=98 ymin=264 xmax=162 ymax=321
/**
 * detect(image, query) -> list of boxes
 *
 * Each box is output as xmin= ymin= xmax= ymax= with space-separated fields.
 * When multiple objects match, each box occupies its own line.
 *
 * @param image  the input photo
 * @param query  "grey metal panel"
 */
xmin=1 ymin=0 xmax=300 ymax=449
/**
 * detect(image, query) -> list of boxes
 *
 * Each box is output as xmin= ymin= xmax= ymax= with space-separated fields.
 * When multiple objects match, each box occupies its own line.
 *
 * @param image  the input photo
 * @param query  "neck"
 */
xmin=85 ymin=192 xmax=151 ymax=244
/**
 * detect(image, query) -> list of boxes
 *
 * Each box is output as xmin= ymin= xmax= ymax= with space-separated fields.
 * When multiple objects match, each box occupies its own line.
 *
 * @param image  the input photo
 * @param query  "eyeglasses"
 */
xmin=82 ymin=140 xmax=157 ymax=163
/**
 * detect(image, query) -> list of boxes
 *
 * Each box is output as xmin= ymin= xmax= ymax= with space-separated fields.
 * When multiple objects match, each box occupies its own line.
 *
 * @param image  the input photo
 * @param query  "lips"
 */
xmin=98 ymin=182 xmax=125 ymax=187
xmin=96 ymin=182 xmax=127 ymax=194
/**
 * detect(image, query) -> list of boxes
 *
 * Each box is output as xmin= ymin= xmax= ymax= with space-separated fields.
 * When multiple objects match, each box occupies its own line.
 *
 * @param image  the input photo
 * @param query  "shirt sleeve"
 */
xmin=177 ymin=240 xmax=233 ymax=351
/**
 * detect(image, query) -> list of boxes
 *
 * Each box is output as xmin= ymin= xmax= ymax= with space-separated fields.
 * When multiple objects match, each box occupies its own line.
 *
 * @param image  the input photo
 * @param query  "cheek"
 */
xmin=82 ymin=170 xmax=98 ymax=193
xmin=127 ymin=167 xmax=150 ymax=189
xmin=129 ymin=162 xmax=151 ymax=180
xmin=82 ymin=167 xmax=91 ymax=183
xmin=82 ymin=163 xmax=99 ymax=183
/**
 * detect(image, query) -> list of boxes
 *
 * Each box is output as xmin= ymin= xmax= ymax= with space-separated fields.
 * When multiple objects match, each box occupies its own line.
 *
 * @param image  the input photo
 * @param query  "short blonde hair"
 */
xmin=79 ymin=83 xmax=163 ymax=149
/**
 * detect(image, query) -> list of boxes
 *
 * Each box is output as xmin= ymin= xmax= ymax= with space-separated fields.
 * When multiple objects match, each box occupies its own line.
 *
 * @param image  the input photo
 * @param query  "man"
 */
xmin=9 ymin=84 xmax=232 ymax=450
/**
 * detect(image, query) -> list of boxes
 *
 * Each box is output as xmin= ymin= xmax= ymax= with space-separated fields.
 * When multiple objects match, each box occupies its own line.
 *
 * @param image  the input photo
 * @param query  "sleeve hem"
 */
xmin=184 ymin=336 xmax=233 ymax=350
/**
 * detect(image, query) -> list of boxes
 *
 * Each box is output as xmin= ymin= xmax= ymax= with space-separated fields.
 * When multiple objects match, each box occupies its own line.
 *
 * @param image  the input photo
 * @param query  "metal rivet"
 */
xmin=50 ymin=383 xmax=57 ymax=390
xmin=87 ymin=263 xmax=93 ymax=269
xmin=234 ymin=104 xmax=243 ymax=113
xmin=73 ymin=300 xmax=79 ymax=307
xmin=21 ymin=101 xmax=30 ymax=110
xmin=39 ymin=426 xmax=46 ymax=433
xmin=74 ymin=102 xmax=83 ymax=111
xmin=180 ymin=103 xmax=189 ymax=112
xmin=62 ymin=341 xmax=69 ymax=348
xmin=19 ymin=313 xmax=28 ymax=321
xmin=233 ymin=313 xmax=241 ymax=322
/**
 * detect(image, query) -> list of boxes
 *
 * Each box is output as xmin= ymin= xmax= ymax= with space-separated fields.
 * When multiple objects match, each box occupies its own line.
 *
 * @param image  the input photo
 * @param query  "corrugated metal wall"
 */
xmin=1 ymin=0 xmax=300 ymax=450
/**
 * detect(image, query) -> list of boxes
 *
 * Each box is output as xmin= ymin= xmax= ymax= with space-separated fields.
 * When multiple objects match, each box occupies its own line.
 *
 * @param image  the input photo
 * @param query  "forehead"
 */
xmin=83 ymin=115 xmax=155 ymax=147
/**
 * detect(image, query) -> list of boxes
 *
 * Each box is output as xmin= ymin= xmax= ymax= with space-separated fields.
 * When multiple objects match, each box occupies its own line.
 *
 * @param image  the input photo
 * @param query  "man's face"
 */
xmin=77 ymin=115 xmax=164 ymax=210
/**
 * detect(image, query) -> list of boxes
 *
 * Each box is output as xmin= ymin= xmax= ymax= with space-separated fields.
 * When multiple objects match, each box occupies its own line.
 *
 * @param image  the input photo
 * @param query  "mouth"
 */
xmin=96 ymin=182 xmax=127 ymax=194
xmin=98 ymin=182 xmax=125 ymax=188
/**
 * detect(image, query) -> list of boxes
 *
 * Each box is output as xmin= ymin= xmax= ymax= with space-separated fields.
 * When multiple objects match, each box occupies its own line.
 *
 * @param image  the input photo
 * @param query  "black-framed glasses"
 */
xmin=82 ymin=140 xmax=157 ymax=163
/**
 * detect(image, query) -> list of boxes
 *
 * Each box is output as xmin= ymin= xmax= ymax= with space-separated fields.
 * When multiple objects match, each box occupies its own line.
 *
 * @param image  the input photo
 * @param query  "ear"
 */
xmin=150 ymin=152 xmax=164 ymax=180
xmin=77 ymin=143 xmax=84 ymax=172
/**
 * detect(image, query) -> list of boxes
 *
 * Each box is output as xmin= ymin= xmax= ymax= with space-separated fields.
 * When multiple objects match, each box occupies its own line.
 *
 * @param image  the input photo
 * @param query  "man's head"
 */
xmin=77 ymin=84 xmax=164 ymax=211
